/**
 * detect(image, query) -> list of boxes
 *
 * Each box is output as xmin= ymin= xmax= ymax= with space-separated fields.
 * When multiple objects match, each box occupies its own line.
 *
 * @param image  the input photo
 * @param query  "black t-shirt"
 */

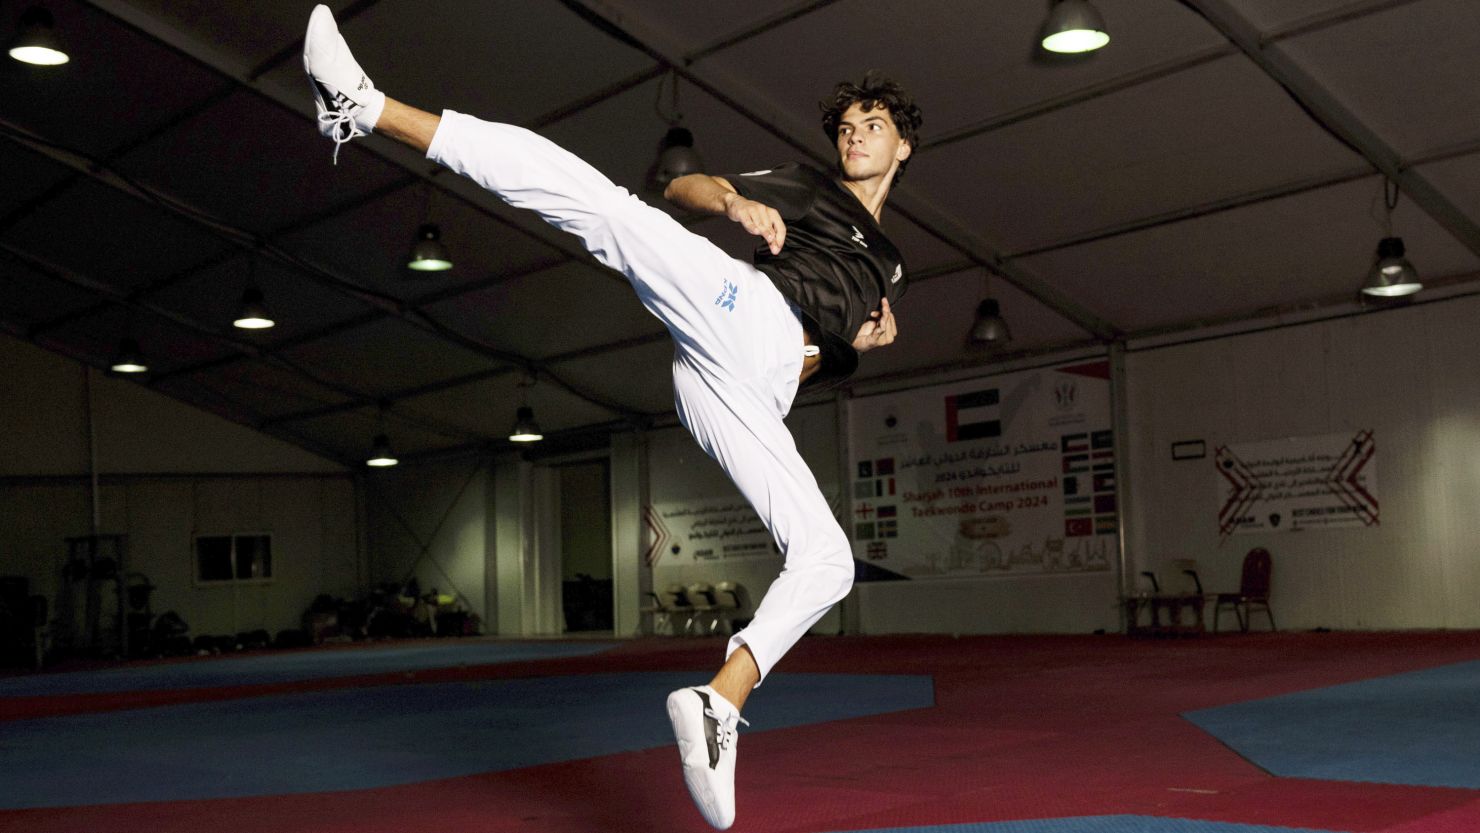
xmin=722 ymin=162 xmax=908 ymax=388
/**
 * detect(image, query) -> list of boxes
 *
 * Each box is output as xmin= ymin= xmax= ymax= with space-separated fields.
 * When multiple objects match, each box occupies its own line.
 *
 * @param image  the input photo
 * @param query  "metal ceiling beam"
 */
xmin=71 ymin=0 xmax=1437 ymax=382
xmin=25 ymin=170 xmax=414 ymax=339
xmin=562 ymin=0 xmax=1121 ymax=341
xmin=681 ymin=0 xmax=845 ymax=63
xmin=63 ymin=0 xmax=670 ymax=422
xmin=928 ymin=0 xmax=1426 ymax=153
xmin=0 ymin=242 xmax=484 ymax=444
xmin=1268 ymin=0 xmax=1427 ymax=42
xmin=81 ymin=0 xmax=613 ymax=281
xmin=149 ymin=247 xmax=589 ymax=385
xmin=1182 ymin=0 xmax=1480 ymax=259
xmin=1011 ymin=134 xmax=1480 ymax=261
xmin=0 ymin=82 xmax=239 ymax=241
xmin=65 ymin=0 xmax=1435 ymax=352
xmin=149 ymin=310 xmax=384 ymax=383
xmin=927 ymin=45 xmax=1235 ymax=152
xmin=0 ymin=117 xmax=641 ymax=425
xmin=262 ymin=329 xmax=670 ymax=427
xmin=27 ymin=0 xmax=1459 ymax=450
xmin=1011 ymin=164 xmax=1377 ymax=260
xmin=0 ymin=311 xmax=356 ymax=466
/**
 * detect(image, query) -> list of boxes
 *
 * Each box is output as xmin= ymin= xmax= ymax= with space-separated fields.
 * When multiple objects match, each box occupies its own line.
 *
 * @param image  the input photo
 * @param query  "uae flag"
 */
xmin=945 ymin=388 xmax=1001 ymax=442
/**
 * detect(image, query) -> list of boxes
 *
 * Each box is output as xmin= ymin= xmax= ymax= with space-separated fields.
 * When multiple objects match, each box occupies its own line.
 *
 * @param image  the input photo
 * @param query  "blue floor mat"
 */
xmin=829 ymin=819 xmax=1345 ymax=833
xmin=1184 ymin=659 xmax=1480 ymax=789
xmin=0 ymin=671 xmax=934 ymax=808
xmin=0 ymin=641 xmax=613 ymax=697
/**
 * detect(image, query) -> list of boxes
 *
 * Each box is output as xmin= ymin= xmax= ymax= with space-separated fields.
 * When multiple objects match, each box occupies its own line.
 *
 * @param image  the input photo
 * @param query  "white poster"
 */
xmin=643 ymin=502 xmax=778 ymax=566
xmin=1216 ymin=430 xmax=1379 ymax=535
xmin=847 ymin=361 xmax=1117 ymax=580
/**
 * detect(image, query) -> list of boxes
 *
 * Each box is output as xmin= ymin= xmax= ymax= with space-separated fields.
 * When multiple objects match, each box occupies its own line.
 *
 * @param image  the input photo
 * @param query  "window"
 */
xmin=194 ymin=534 xmax=273 ymax=584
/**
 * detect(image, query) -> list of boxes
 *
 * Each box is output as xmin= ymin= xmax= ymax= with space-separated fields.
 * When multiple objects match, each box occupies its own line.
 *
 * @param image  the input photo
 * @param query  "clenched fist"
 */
xmin=724 ymin=193 xmax=787 ymax=255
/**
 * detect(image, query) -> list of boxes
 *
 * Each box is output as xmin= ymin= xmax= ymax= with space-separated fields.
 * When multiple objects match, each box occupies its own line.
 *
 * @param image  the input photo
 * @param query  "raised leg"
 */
xmin=374 ymin=97 xmax=441 ymax=153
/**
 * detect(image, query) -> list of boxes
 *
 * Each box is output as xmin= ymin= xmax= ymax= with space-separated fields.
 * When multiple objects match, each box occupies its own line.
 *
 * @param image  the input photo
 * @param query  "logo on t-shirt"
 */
xmin=714 ymin=280 xmax=738 ymax=311
xmin=850 ymin=226 xmax=868 ymax=248
xmin=740 ymin=170 xmax=772 ymax=177
xmin=891 ymin=264 xmax=903 ymax=284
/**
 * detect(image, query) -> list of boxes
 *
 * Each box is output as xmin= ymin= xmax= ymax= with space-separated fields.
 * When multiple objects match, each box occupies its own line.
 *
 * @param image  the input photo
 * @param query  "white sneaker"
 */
xmin=666 ymin=685 xmax=748 ymax=830
xmin=302 ymin=4 xmax=384 ymax=163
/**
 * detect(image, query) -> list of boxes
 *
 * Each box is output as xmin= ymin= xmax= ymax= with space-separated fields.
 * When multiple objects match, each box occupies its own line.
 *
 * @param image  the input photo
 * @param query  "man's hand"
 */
xmin=724 ymin=192 xmax=786 ymax=255
xmin=852 ymin=298 xmax=898 ymax=353
xmin=664 ymin=174 xmax=787 ymax=255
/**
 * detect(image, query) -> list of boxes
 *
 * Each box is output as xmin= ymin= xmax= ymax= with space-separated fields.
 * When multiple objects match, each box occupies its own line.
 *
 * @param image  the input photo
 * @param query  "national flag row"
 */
xmin=1063 ymin=430 xmax=1116 ymax=538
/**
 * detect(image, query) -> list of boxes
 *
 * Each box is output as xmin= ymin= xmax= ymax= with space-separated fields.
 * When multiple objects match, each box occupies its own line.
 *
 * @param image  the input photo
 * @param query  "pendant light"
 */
xmin=969 ymin=273 xmax=1012 ymax=345
xmin=406 ymin=183 xmax=452 ymax=272
xmin=1362 ymin=180 xmax=1422 ymax=298
xmin=366 ymin=403 xmax=399 ymax=466
xmin=233 ymin=259 xmax=275 ymax=329
xmin=110 ymin=337 xmax=148 ymax=374
xmin=406 ymin=223 xmax=452 ymax=272
xmin=1041 ymin=0 xmax=1110 ymax=54
xmin=508 ymin=406 xmax=543 ymax=443
xmin=970 ymin=299 xmax=1012 ymax=344
xmin=9 ymin=7 xmax=69 ymax=66
xmin=508 ymin=374 xmax=543 ymax=442
xmin=366 ymin=433 xmax=398 ymax=467
xmin=648 ymin=71 xmax=702 ymax=190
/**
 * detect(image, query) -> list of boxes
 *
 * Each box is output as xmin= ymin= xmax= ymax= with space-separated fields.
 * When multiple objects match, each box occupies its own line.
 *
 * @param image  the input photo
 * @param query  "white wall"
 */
xmin=0 ymin=334 xmax=358 ymax=641
xmin=366 ymin=449 xmax=617 ymax=638
xmin=367 ymin=294 xmax=1480 ymax=640
xmin=1125 ymin=294 xmax=1480 ymax=630
xmin=362 ymin=455 xmax=490 ymax=623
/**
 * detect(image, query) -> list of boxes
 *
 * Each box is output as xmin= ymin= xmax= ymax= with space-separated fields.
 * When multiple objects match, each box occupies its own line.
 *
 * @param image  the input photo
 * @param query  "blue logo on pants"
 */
xmin=714 ymin=280 xmax=738 ymax=311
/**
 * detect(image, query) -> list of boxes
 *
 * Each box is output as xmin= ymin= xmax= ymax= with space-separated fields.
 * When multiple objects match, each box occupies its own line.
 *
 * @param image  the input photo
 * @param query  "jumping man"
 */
xmin=302 ymin=7 xmax=921 ymax=828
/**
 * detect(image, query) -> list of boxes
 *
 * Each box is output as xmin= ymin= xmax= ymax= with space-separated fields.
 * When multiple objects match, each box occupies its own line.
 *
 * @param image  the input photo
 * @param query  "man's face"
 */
xmin=836 ymin=101 xmax=911 ymax=183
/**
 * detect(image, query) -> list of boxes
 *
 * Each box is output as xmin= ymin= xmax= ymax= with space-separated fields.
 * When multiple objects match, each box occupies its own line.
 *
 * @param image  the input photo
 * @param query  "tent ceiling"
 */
xmin=2 ymin=0 xmax=1477 ymax=465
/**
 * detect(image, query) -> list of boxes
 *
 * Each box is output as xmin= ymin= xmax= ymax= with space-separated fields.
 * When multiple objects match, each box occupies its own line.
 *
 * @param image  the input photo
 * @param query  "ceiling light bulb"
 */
xmin=110 ymin=337 xmax=148 ymax=374
xmin=1362 ymin=237 xmax=1422 ymax=298
xmin=1041 ymin=0 xmax=1109 ymax=54
xmin=9 ymin=7 xmax=68 ymax=66
xmin=508 ymin=406 xmax=543 ymax=443
xmin=366 ymin=433 xmax=398 ymax=467
xmin=970 ymin=299 xmax=1012 ymax=344
xmin=233 ymin=286 xmax=275 ymax=329
xmin=407 ymin=223 xmax=453 ymax=272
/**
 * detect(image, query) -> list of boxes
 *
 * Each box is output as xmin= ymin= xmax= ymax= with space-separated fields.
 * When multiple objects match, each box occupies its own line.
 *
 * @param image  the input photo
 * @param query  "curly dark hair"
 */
xmin=819 ymin=72 xmax=923 ymax=186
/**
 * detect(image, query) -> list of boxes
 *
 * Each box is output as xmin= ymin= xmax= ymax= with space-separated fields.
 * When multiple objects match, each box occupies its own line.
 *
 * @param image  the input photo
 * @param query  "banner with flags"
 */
xmin=847 ymin=360 xmax=1117 ymax=581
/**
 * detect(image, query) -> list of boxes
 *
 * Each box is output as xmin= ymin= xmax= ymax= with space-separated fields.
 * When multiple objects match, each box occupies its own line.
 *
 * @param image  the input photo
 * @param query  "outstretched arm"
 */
xmin=665 ymin=174 xmax=787 ymax=255
xmin=852 ymin=298 xmax=898 ymax=353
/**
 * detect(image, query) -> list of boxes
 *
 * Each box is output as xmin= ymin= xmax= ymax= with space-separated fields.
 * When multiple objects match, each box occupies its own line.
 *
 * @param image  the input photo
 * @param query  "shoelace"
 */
xmin=705 ymin=706 xmax=750 ymax=753
xmin=317 ymin=107 xmax=364 ymax=165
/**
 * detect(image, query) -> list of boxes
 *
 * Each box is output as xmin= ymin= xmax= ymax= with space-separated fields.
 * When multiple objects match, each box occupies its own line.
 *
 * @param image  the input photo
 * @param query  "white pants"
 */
xmin=428 ymin=111 xmax=854 ymax=685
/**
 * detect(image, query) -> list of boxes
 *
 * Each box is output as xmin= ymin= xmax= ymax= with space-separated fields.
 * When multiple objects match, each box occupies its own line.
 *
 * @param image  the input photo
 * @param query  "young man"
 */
xmin=302 ymin=7 xmax=920 ymax=828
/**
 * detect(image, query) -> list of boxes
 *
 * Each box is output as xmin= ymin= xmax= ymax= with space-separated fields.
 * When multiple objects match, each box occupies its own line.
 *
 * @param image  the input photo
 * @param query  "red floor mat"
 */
xmin=4 ymin=632 xmax=1478 ymax=833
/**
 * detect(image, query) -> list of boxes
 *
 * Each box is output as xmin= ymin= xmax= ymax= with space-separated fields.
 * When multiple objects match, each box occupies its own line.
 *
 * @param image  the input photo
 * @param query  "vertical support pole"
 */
xmin=610 ymin=430 xmax=649 ymax=637
xmin=836 ymin=390 xmax=860 ymax=635
xmin=481 ymin=460 xmax=498 ymax=635
xmin=1109 ymin=341 xmax=1133 ymax=632
xmin=84 ymin=365 xmax=100 ymax=535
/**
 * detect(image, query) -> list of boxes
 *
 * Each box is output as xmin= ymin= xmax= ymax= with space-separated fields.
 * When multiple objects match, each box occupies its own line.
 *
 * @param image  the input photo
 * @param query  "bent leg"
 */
xmin=673 ymin=357 xmax=854 ymax=689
